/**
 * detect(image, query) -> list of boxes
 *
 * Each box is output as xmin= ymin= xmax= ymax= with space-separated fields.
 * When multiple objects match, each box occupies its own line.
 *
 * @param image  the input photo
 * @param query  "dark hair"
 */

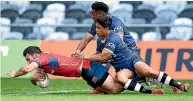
xmin=23 ymin=46 xmax=42 ymax=56
xmin=92 ymin=2 xmax=109 ymax=13
xmin=96 ymin=15 xmax=112 ymax=28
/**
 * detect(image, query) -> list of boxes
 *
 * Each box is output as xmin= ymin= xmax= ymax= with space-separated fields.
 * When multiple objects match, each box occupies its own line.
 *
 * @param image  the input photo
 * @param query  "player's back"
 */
xmin=110 ymin=16 xmax=135 ymax=45
xmin=36 ymin=52 xmax=83 ymax=77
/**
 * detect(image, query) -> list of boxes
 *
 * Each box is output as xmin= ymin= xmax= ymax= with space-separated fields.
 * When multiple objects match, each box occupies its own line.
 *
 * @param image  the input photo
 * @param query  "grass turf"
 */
xmin=1 ymin=78 xmax=193 ymax=101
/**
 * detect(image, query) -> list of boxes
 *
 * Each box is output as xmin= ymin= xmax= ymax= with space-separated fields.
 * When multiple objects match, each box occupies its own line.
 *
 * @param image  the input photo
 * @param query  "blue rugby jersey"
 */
xmin=96 ymin=31 xmax=136 ymax=70
xmin=88 ymin=16 xmax=135 ymax=46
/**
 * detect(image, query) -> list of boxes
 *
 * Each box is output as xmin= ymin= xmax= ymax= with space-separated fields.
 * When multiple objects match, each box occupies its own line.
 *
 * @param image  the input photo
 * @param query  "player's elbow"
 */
xmin=100 ymin=56 xmax=109 ymax=62
xmin=83 ymin=33 xmax=93 ymax=43
xmin=101 ymin=54 xmax=112 ymax=62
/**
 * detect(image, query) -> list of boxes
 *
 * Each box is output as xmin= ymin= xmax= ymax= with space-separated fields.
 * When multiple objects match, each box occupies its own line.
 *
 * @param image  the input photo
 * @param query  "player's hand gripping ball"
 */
xmin=30 ymin=69 xmax=49 ymax=88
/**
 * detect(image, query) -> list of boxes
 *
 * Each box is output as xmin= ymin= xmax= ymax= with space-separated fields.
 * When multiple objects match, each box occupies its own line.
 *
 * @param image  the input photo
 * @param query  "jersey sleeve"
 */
xmin=112 ymin=18 xmax=124 ymax=34
xmin=96 ymin=39 xmax=102 ymax=53
xmin=87 ymin=23 xmax=96 ymax=36
xmin=104 ymin=35 xmax=121 ymax=54
xmin=34 ymin=57 xmax=49 ymax=67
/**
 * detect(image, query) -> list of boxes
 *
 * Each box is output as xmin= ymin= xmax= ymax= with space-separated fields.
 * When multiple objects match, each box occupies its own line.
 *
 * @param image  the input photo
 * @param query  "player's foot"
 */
xmin=145 ymin=77 xmax=163 ymax=88
xmin=89 ymin=89 xmax=101 ymax=94
xmin=151 ymin=89 xmax=164 ymax=94
xmin=172 ymin=87 xmax=181 ymax=93
xmin=180 ymin=83 xmax=190 ymax=92
xmin=145 ymin=77 xmax=151 ymax=86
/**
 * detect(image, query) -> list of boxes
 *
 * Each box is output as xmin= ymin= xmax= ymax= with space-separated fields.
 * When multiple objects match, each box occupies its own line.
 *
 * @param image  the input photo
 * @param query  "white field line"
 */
xmin=1 ymin=90 xmax=90 ymax=96
xmin=1 ymin=85 xmax=163 ymax=96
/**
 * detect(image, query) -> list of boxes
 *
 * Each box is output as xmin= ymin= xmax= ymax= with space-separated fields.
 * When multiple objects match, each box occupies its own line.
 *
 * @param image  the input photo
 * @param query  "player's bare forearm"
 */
xmin=76 ymin=33 xmax=93 ymax=52
xmin=7 ymin=62 xmax=38 ymax=78
xmin=76 ymin=39 xmax=88 ymax=52
xmin=83 ymin=48 xmax=113 ymax=63
xmin=7 ymin=67 xmax=28 ymax=78
xmin=84 ymin=54 xmax=111 ymax=63
xmin=14 ymin=67 xmax=28 ymax=77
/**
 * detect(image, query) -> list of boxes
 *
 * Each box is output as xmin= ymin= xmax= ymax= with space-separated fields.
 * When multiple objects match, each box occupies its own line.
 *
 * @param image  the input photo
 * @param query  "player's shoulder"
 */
xmin=111 ymin=16 xmax=122 ymax=22
xmin=111 ymin=16 xmax=123 ymax=29
xmin=90 ymin=23 xmax=96 ymax=28
xmin=107 ymin=32 xmax=121 ymax=42
xmin=88 ymin=22 xmax=96 ymax=34
xmin=40 ymin=52 xmax=55 ymax=58
xmin=41 ymin=52 xmax=50 ymax=55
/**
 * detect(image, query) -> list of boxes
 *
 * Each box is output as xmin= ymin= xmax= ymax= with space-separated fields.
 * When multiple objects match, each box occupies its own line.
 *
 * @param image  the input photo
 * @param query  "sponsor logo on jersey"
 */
xmin=114 ymin=26 xmax=122 ymax=33
xmin=61 ymin=62 xmax=79 ymax=67
xmin=106 ymin=43 xmax=115 ymax=49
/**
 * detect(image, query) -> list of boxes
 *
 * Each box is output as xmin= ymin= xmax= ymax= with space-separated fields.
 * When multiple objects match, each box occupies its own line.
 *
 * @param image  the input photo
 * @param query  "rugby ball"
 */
xmin=36 ymin=72 xmax=49 ymax=88
xmin=30 ymin=69 xmax=49 ymax=88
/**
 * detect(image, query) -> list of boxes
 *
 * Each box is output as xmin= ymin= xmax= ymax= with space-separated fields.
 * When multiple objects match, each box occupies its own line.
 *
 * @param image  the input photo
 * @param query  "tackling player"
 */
xmin=74 ymin=1 xmax=138 ymax=58
xmin=78 ymin=15 xmax=190 ymax=94
xmin=7 ymin=46 xmax=163 ymax=94
xmin=73 ymin=1 xmax=156 ymax=87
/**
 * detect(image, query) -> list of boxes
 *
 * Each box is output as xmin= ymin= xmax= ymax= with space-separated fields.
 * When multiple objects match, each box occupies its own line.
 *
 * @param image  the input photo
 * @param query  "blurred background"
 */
xmin=0 ymin=0 xmax=193 ymax=41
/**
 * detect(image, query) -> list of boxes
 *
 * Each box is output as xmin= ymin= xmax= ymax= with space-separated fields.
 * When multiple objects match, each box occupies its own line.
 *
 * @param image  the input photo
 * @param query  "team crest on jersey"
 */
xmin=106 ymin=43 xmax=115 ymax=49
xmin=114 ymin=26 xmax=123 ymax=33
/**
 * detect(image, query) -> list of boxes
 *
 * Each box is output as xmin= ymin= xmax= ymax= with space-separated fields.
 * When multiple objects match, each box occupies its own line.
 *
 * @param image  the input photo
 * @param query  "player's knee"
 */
xmin=115 ymin=74 xmax=121 ymax=83
xmin=139 ymin=68 xmax=158 ymax=78
xmin=112 ymin=87 xmax=123 ymax=94
xmin=147 ymin=69 xmax=159 ymax=78
xmin=110 ymin=90 xmax=120 ymax=94
xmin=105 ymin=88 xmax=120 ymax=94
xmin=115 ymin=74 xmax=127 ymax=84
xmin=137 ymin=68 xmax=152 ymax=77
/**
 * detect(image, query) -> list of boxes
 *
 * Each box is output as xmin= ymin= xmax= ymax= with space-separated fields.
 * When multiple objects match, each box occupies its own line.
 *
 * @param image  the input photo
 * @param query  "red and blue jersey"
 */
xmin=34 ymin=52 xmax=90 ymax=77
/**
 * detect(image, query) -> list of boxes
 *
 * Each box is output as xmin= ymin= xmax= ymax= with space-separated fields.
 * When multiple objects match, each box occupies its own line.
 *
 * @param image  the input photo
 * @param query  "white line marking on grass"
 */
xmin=2 ymin=90 xmax=90 ymax=96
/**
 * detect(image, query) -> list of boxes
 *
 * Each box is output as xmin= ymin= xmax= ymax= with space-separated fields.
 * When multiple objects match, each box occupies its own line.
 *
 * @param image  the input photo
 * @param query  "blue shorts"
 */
xmin=127 ymin=42 xmax=139 ymax=54
xmin=81 ymin=62 xmax=109 ymax=88
xmin=115 ymin=54 xmax=143 ymax=76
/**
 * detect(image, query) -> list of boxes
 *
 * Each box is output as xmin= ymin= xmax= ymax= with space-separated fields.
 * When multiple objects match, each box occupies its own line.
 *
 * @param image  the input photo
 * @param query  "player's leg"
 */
xmin=92 ymin=62 xmax=124 ymax=94
xmin=99 ymin=65 xmax=146 ymax=94
xmin=103 ymin=65 xmax=152 ymax=94
xmin=99 ymin=74 xmax=124 ymax=94
xmin=108 ymin=64 xmax=163 ymax=94
xmin=82 ymin=62 xmax=124 ymax=94
xmin=81 ymin=62 xmax=113 ymax=94
xmin=88 ymin=75 xmax=123 ymax=94
xmin=94 ymin=87 xmax=112 ymax=94
xmin=134 ymin=61 xmax=190 ymax=92
xmin=116 ymin=69 xmax=164 ymax=94
xmin=108 ymin=65 xmax=146 ymax=83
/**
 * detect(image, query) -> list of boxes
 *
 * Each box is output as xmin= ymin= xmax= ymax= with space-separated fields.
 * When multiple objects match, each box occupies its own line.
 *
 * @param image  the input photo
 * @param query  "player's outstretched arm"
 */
xmin=7 ymin=62 xmax=38 ymax=78
xmin=74 ymin=33 xmax=93 ymax=57
xmin=83 ymin=48 xmax=112 ymax=63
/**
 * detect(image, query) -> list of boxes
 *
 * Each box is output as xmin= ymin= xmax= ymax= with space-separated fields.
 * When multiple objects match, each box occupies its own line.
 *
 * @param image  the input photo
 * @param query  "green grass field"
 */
xmin=1 ymin=78 xmax=193 ymax=101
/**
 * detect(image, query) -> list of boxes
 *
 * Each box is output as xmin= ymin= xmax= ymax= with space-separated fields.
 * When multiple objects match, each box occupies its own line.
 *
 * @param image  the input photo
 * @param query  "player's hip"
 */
xmin=81 ymin=62 xmax=110 ymax=88
xmin=113 ymin=55 xmax=144 ymax=75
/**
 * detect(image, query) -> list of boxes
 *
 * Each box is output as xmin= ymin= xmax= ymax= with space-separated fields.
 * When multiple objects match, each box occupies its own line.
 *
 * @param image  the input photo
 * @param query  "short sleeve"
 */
xmin=34 ymin=57 xmax=49 ymax=67
xmin=87 ymin=23 xmax=96 ymax=36
xmin=104 ymin=35 xmax=121 ymax=54
xmin=112 ymin=18 xmax=124 ymax=34
xmin=96 ymin=39 xmax=102 ymax=53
